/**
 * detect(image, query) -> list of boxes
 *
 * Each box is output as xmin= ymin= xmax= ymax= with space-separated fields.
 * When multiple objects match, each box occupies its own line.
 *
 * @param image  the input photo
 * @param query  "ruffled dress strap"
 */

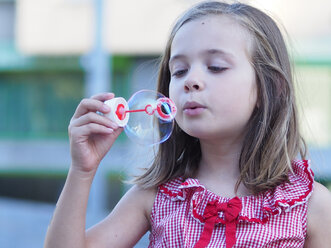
xmin=262 ymin=159 xmax=314 ymax=218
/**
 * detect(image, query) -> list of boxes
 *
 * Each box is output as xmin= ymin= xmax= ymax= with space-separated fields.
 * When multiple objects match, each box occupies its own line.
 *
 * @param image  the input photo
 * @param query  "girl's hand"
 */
xmin=68 ymin=92 xmax=123 ymax=174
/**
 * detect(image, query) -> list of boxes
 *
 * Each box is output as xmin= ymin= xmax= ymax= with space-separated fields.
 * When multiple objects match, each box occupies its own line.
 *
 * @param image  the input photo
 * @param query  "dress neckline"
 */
xmin=159 ymin=160 xmax=314 ymax=223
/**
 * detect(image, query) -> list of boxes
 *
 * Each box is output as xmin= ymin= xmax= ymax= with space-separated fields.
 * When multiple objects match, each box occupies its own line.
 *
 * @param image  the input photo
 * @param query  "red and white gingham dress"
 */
xmin=148 ymin=160 xmax=314 ymax=248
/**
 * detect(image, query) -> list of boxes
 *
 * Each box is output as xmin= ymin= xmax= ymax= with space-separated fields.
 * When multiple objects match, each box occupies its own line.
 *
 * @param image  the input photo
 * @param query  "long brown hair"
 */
xmin=132 ymin=1 xmax=307 ymax=194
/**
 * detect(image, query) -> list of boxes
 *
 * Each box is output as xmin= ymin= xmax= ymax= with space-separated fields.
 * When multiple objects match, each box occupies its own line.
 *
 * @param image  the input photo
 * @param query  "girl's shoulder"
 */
xmin=305 ymin=181 xmax=331 ymax=247
xmin=122 ymin=184 xmax=158 ymax=223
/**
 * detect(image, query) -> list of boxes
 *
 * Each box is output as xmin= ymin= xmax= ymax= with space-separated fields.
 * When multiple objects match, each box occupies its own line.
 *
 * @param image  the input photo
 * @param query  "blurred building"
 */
xmin=0 ymin=0 xmax=331 ymax=205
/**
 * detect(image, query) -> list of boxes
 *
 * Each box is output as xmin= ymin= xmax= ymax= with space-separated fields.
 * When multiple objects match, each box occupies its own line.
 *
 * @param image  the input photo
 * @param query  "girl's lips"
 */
xmin=183 ymin=107 xmax=205 ymax=116
xmin=183 ymin=101 xmax=206 ymax=116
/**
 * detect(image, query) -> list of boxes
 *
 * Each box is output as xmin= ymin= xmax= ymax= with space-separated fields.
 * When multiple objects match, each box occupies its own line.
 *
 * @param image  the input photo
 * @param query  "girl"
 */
xmin=45 ymin=1 xmax=331 ymax=247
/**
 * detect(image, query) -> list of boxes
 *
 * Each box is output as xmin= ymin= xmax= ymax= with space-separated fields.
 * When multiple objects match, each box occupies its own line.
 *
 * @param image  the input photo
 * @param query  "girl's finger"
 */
xmin=72 ymin=123 xmax=114 ymax=137
xmin=71 ymin=112 xmax=119 ymax=130
xmin=91 ymin=92 xmax=115 ymax=101
xmin=73 ymin=98 xmax=112 ymax=119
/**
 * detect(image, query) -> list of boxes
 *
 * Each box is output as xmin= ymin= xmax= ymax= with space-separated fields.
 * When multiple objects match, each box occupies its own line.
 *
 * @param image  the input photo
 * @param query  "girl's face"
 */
xmin=169 ymin=15 xmax=257 ymax=142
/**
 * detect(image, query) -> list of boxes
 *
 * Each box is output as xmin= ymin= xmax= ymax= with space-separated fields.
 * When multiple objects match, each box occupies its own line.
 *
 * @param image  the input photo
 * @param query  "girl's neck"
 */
xmin=195 ymin=136 xmax=250 ymax=198
xmin=198 ymin=137 xmax=242 ymax=178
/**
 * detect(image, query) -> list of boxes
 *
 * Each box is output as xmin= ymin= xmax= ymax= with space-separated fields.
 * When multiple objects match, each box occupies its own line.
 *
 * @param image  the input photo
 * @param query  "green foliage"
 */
xmin=0 ymin=55 xmax=134 ymax=139
xmin=0 ymin=71 xmax=84 ymax=138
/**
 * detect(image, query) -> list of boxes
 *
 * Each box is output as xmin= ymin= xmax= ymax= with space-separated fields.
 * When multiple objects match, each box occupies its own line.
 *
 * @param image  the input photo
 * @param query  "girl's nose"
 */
xmin=184 ymin=79 xmax=204 ymax=92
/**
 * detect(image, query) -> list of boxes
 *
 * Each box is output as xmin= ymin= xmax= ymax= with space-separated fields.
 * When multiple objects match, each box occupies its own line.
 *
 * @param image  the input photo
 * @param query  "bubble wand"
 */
xmin=103 ymin=90 xmax=177 ymax=146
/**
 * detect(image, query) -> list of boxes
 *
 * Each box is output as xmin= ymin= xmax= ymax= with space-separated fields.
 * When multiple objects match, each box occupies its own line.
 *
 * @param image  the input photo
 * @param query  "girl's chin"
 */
xmin=182 ymin=128 xmax=214 ymax=139
xmin=181 ymin=126 xmax=239 ymax=141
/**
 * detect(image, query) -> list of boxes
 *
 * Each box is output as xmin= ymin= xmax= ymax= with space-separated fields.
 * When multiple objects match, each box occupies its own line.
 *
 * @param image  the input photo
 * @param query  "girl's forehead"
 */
xmin=171 ymin=15 xmax=253 ymax=60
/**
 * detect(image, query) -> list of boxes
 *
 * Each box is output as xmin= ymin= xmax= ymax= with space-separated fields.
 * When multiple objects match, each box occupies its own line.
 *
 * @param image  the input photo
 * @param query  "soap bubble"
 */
xmin=124 ymin=90 xmax=177 ymax=146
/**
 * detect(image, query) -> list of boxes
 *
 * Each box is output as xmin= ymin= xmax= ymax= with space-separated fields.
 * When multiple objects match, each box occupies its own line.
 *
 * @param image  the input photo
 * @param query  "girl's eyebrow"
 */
xmin=205 ymin=49 xmax=235 ymax=62
xmin=169 ymin=48 xmax=234 ymax=66
xmin=169 ymin=54 xmax=187 ymax=66
xmin=206 ymin=48 xmax=234 ymax=57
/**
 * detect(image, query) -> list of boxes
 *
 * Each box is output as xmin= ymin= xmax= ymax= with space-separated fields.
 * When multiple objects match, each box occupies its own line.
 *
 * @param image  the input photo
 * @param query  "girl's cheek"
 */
xmin=170 ymin=89 xmax=180 ymax=109
xmin=169 ymin=82 xmax=176 ymax=100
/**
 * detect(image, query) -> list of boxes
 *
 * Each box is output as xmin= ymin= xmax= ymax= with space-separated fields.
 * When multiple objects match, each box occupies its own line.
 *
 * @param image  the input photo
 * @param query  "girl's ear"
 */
xmin=254 ymin=81 xmax=260 ymax=109
xmin=256 ymin=101 xmax=260 ymax=109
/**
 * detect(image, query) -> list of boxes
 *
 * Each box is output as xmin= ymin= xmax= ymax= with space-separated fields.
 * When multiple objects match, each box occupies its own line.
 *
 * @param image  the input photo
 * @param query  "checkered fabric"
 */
xmin=148 ymin=160 xmax=314 ymax=248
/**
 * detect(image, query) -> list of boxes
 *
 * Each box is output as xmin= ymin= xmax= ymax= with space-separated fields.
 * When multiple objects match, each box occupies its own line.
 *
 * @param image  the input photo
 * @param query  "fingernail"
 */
xmin=112 ymin=122 xmax=119 ymax=129
xmin=101 ymin=104 xmax=110 ymax=112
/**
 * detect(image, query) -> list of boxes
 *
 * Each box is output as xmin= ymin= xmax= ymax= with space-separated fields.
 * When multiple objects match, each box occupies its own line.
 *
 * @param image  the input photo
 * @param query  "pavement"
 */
xmin=0 ymin=139 xmax=156 ymax=248
xmin=0 ymin=197 xmax=150 ymax=248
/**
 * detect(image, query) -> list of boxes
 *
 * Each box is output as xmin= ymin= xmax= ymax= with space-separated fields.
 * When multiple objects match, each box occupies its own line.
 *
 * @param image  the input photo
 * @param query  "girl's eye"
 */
xmin=208 ymin=66 xmax=227 ymax=73
xmin=172 ymin=69 xmax=188 ymax=77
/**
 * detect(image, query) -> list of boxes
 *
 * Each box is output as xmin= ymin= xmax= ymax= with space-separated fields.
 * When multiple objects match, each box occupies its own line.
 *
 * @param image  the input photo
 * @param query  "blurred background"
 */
xmin=0 ymin=0 xmax=330 ymax=247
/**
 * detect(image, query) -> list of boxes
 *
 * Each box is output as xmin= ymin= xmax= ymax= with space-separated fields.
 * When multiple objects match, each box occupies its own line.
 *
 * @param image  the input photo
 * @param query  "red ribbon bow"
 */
xmin=194 ymin=197 xmax=242 ymax=248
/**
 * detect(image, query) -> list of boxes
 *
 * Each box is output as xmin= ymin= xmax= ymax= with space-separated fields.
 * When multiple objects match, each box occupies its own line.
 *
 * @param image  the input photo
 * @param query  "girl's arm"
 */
xmin=304 ymin=181 xmax=331 ymax=248
xmin=44 ymin=93 xmax=154 ymax=248
xmin=86 ymin=185 xmax=157 ymax=247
